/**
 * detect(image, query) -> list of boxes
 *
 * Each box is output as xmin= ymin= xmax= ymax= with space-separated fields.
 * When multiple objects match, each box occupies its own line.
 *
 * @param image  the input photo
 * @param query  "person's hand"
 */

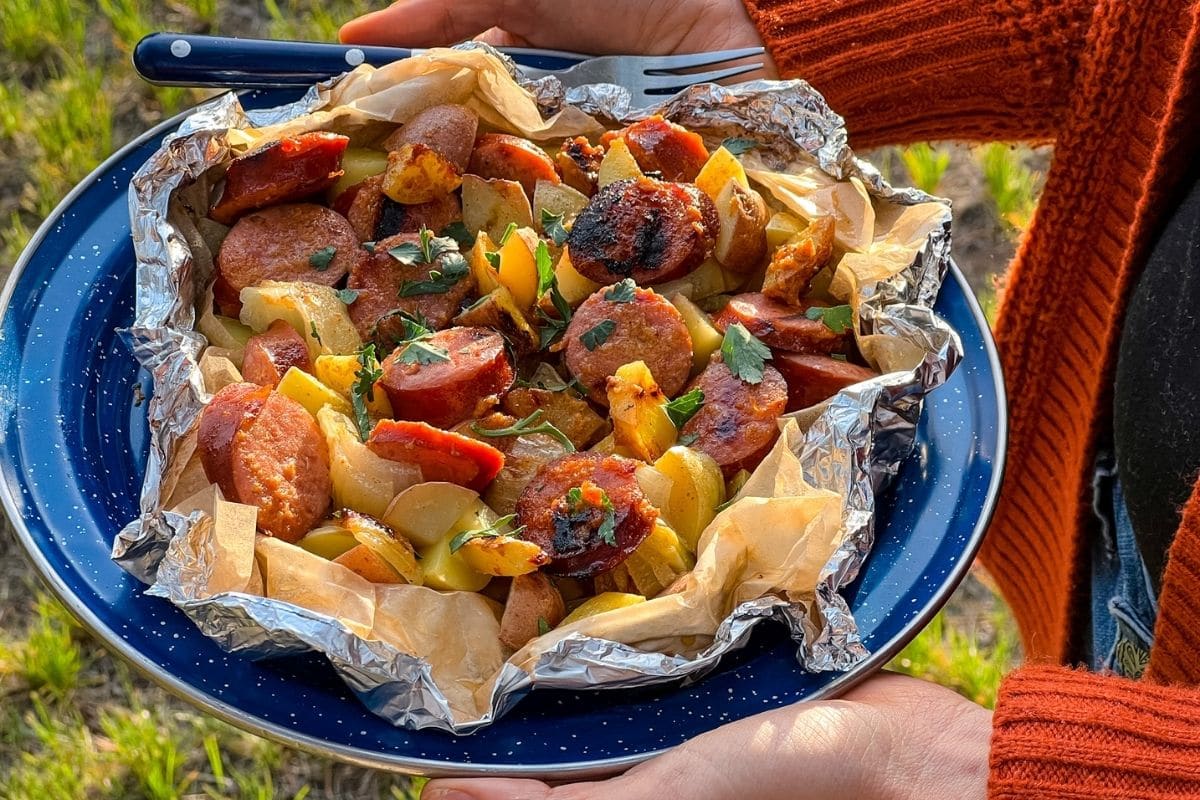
xmin=419 ymin=672 xmax=991 ymax=800
xmin=339 ymin=0 xmax=777 ymax=79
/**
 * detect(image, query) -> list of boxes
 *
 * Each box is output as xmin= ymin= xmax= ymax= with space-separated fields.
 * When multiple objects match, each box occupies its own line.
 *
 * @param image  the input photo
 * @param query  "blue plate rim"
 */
xmin=0 ymin=98 xmax=1007 ymax=778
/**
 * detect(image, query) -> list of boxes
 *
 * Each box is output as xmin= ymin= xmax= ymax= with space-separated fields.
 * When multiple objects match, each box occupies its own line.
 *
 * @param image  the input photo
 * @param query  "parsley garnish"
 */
xmin=563 ymin=486 xmax=617 ymax=546
xmin=678 ymin=431 xmax=700 ymax=447
xmin=308 ymin=246 xmax=337 ymax=271
xmin=448 ymin=514 xmax=525 ymax=553
xmin=804 ymin=304 xmax=854 ymax=335
xmin=540 ymin=209 xmax=568 ymax=246
xmin=580 ymin=320 xmax=616 ymax=351
xmin=721 ymin=137 xmax=758 ymax=155
xmin=537 ymin=617 xmax=552 ymax=635
xmin=720 ymin=322 xmax=772 ymax=384
xmin=663 ymin=388 xmax=705 ymax=429
xmin=831 ymin=353 xmax=848 ymax=362
xmin=483 ymin=250 xmax=501 ymax=270
xmin=335 ymin=288 xmax=359 ymax=305
xmin=392 ymin=227 xmax=469 ymax=297
xmin=350 ymin=344 xmax=383 ymax=442
xmin=535 ymin=241 xmax=555 ymax=296
xmin=362 ymin=241 xmax=377 ymax=253
xmin=713 ymin=496 xmax=737 ymax=514
xmin=604 ymin=278 xmax=636 ymax=304
xmin=309 ymin=321 xmax=323 ymax=347
xmin=471 ymin=409 xmax=576 ymax=452
xmin=497 ymin=222 xmax=519 ymax=246
xmin=440 ymin=220 xmax=475 ymax=250
xmin=387 ymin=312 xmax=450 ymax=365
xmin=536 ymin=279 xmax=574 ymax=350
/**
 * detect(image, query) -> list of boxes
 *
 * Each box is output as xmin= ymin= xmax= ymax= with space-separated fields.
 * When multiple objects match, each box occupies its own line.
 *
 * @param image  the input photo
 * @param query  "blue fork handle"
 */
xmin=133 ymin=33 xmax=586 ymax=88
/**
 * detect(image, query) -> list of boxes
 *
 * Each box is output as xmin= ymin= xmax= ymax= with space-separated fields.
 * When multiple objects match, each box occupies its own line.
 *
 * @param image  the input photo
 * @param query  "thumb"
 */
xmin=339 ymin=0 xmax=507 ymax=47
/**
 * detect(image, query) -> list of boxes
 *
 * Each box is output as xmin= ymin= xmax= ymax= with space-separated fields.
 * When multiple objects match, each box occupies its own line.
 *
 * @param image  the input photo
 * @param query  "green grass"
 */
xmin=977 ymin=142 xmax=1041 ymax=230
xmin=899 ymin=143 xmax=951 ymax=196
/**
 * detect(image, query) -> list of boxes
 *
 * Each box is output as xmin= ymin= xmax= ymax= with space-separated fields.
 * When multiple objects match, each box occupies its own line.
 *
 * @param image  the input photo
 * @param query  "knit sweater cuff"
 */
xmin=741 ymin=0 xmax=1094 ymax=147
xmin=990 ymin=665 xmax=1200 ymax=798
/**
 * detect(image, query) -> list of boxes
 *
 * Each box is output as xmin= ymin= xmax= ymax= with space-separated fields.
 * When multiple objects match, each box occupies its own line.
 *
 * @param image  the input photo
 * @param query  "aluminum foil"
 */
xmin=115 ymin=47 xmax=960 ymax=733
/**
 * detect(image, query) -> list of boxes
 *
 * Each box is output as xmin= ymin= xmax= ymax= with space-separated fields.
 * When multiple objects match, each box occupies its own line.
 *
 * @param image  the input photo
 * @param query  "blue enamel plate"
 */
xmin=0 ymin=79 xmax=1005 ymax=777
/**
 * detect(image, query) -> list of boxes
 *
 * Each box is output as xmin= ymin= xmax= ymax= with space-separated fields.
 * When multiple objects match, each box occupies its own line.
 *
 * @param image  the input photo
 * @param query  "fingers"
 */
xmin=340 ymin=0 xmax=509 ymax=47
xmin=474 ymin=27 xmax=533 ymax=48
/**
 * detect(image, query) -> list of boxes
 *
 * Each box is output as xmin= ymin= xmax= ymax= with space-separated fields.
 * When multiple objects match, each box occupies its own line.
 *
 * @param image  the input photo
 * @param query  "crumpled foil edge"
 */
xmin=114 ymin=45 xmax=960 ymax=733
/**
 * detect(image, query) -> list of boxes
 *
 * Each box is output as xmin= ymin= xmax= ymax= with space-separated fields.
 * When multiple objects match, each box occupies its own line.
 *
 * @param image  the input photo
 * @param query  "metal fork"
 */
xmin=134 ymin=33 xmax=766 ymax=106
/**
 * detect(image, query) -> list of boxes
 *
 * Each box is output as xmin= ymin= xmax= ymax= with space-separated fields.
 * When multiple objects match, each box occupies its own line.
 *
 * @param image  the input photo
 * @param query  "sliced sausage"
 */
xmin=379 ymin=326 xmax=513 ymax=428
xmin=214 ymin=203 xmax=359 ymax=316
xmin=500 ymin=572 xmax=566 ymax=651
xmin=468 ymin=133 xmax=560 ymax=199
xmin=382 ymin=104 xmax=479 ymax=172
xmin=680 ymin=356 xmax=788 ymax=479
xmin=367 ymin=419 xmax=505 ymax=491
xmin=346 ymin=233 xmax=476 ymax=340
xmin=563 ymin=285 xmax=693 ymax=404
xmin=566 ymin=177 xmax=716 ymax=286
xmin=198 ymin=382 xmax=271 ymax=502
xmin=773 ymin=352 xmax=877 ymax=411
xmin=230 ymin=390 xmax=332 ymax=542
xmin=515 ymin=453 xmax=658 ymax=578
xmin=601 ymin=116 xmax=709 ymax=182
xmin=712 ymin=292 xmax=853 ymax=355
xmin=555 ymin=136 xmax=604 ymax=195
xmin=375 ymin=192 xmax=462 ymax=240
xmin=338 ymin=175 xmax=385 ymax=241
xmin=210 ymin=132 xmax=349 ymax=225
xmin=240 ymin=320 xmax=313 ymax=387
xmin=761 ymin=216 xmax=835 ymax=303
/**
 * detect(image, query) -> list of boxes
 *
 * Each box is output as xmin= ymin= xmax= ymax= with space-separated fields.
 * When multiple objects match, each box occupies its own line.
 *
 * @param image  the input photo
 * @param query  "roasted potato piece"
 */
xmin=467 ymin=231 xmax=503 ymax=295
xmin=653 ymin=445 xmax=726 ymax=552
xmin=562 ymin=591 xmax=646 ymax=625
xmin=495 ymin=228 xmax=539 ymax=311
xmin=341 ymin=510 xmax=423 ymax=585
xmin=713 ymin=180 xmax=769 ymax=274
xmin=762 ymin=216 xmax=835 ymax=304
xmin=312 ymin=354 xmax=393 ymax=418
xmin=298 ymin=523 xmax=359 ymax=560
xmin=652 ymin=257 xmax=732 ymax=302
xmin=197 ymin=311 xmax=254 ymax=366
xmin=594 ymin=521 xmax=694 ymax=597
xmin=499 ymin=572 xmax=566 ymax=650
xmin=381 ymin=143 xmax=462 ymax=204
xmin=501 ymin=387 xmax=607 ymax=450
xmin=382 ymin=482 xmax=482 ymax=548
xmin=458 ymin=535 xmax=550 ymax=576
xmin=694 ymin=146 xmax=750 ymax=202
xmin=597 ymin=137 xmax=643 ymax=188
xmin=454 ymin=286 xmax=540 ymax=354
xmin=239 ymin=281 xmax=362 ymax=358
xmin=670 ymin=294 xmax=723 ymax=374
xmin=606 ymin=361 xmax=677 ymax=463
xmin=334 ymin=544 xmax=404 ymax=583
xmin=275 ymin=366 xmax=352 ymax=419
xmin=420 ymin=529 xmax=492 ymax=592
xmin=766 ymin=210 xmax=806 ymax=249
xmin=461 ymin=175 xmax=533 ymax=242
xmin=317 ymin=408 xmax=421 ymax=519
xmin=533 ymin=180 xmax=589 ymax=227
xmin=546 ymin=248 xmax=601 ymax=308
xmin=328 ymin=148 xmax=389 ymax=199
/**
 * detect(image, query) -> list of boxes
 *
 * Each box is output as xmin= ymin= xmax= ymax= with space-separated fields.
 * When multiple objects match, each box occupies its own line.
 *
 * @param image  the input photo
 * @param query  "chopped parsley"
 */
xmin=440 ymin=220 xmax=475 ymax=250
xmin=562 ymin=485 xmax=617 ymax=546
xmin=389 ymin=312 xmax=450 ymax=365
xmin=361 ymin=241 xmax=377 ymax=253
xmin=604 ymin=278 xmax=636 ymax=304
xmin=471 ymin=409 xmax=576 ymax=452
xmin=663 ymin=388 xmax=705 ymax=429
xmin=448 ymin=514 xmax=524 ymax=553
xmin=308 ymin=321 xmax=322 ymax=347
xmin=392 ymin=227 xmax=469 ymax=296
xmin=720 ymin=322 xmax=772 ymax=384
xmin=536 ymin=268 xmax=574 ymax=350
xmin=580 ymin=320 xmax=616 ymax=351
xmin=496 ymin=222 xmax=519 ymax=246
xmin=721 ymin=137 xmax=758 ymax=156
xmin=540 ymin=208 xmax=569 ymax=246
xmin=804 ymin=304 xmax=854 ymax=335
xmin=535 ymin=241 xmax=555 ymax=296
xmin=335 ymin=288 xmax=359 ymax=305
xmin=350 ymin=344 xmax=384 ymax=442
xmin=308 ymin=245 xmax=337 ymax=271
xmin=483 ymin=250 xmax=501 ymax=269
xmin=537 ymin=617 xmax=552 ymax=636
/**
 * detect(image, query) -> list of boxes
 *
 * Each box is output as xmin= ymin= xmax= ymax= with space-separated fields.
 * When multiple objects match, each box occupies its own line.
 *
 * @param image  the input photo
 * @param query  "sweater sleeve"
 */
xmin=990 ymin=665 xmax=1200 ymax=798
xmin=742 ymin=0 xmax=1096 ymax=148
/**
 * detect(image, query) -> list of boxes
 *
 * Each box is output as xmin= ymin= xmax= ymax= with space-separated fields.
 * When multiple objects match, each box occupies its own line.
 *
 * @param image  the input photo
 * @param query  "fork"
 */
xmin=133 ymin=33 xmax=766 ymax=106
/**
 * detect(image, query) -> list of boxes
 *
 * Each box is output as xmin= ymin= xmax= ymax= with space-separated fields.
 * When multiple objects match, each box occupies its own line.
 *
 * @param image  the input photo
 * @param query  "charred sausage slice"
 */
xmin=516 ymin=453 xmax=658 ymax=578
xmin=198 ymin=382 xmax=272 ymax=502
xmin=382 ymin=104 xmax=479 ymax=172
xmin=601 ymin=116 xmax=709 ymax=182
xmin=241 ymin=320 xmax=313 ymax=387
xmin=555 ymin=136 xmax=604 ymax=195
xmin=379 ymin=326 xmax=513 ymax=428
xmin=374 ymin=193 xmax=462 ymax=241
xmin=468 ymin=133 xmax=560 ymax=199
xmin=563 ymin=285 xmax=693 ymax=404
xmin=566 ymin=177 xmax=716 ymax=286
xmin=712 ymin=292 xmax=853 ymax=355
xmin=772 ymin=352 xmax=877 ymax=411
xmin=214 ymin=203 xmax=359 ymax=316
xmin=680 ymin=356 xmax=788 ymax=479
xmin=210 ymin=132 xmax=349 ymax=225
xmin=346 ymin=233 xmax=475 ymax=340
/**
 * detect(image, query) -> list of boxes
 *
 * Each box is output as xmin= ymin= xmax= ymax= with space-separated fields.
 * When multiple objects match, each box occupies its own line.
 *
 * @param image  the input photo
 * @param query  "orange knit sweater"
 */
xmin=743 ymin=0 xmax=1200 ymax=796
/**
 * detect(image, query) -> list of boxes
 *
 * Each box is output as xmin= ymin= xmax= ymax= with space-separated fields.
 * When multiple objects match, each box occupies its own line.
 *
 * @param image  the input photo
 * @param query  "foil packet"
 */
xmin=114 ymin=46 xmax=959 ymax=734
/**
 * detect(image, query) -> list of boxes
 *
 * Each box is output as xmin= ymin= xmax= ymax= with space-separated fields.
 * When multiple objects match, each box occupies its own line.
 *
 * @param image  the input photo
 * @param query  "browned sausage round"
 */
xmin=555 ymin=136 xmax=604 ymax=195
xmin=515 ymin=452 xmax=658 ymax=578
xmin=210 ymin=132 xmax=349 ymax=225
xmin=214 ymin=203 xmax=359 ymax=316
xmin=339 ymin=175 xmax=385 ymax=242
xmin=601 ymin=116 xmax=709 ymax=182
xmin=468 ymin=133 xmax=560 ymax=199
xmin=712 ymin=293 xmax=853 ymax=355
xmin=379 ymin=326 xmax=513 ymax=428
xmin=566 ymin=177 xmax=716 ymax=286
xmin=680 ymin=355 xmax=788 ymax=478
xmin=346 ymin=233 xmax=476 ymax=341
xmin=198 ymin=382 xmax=271 ymax=502
xmin=563 ymin=285 xmax=693 ymax=404
xmin=230 ymin=391 xmax=331 ymax=542
xmin=382 ymin=104 xmax=479 ymax=172
xmin=772 ymin=352 xmax=877 ymax=411
xmin=241 ymin=320 xmax=312 ymax=387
